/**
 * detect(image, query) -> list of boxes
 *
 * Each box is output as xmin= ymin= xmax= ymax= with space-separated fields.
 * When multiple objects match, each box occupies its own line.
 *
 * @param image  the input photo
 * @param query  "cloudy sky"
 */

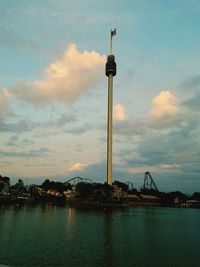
xmin=0 ymin=0 xmax=200 ymax=192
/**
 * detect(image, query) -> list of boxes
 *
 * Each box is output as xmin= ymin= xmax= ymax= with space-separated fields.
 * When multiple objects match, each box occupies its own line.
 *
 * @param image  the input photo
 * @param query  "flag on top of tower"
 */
xmin=111 ymin=28 xmax=116 ymax=38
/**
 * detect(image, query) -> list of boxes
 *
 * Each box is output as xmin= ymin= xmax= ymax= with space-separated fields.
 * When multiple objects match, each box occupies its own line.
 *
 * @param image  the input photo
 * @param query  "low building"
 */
xmin=47 ymin=189 xmax=61 ymax=197
xmin=125 ymin=194 xmax=140 ymax=202
xmin=112 ymin=185 xmax=128 ymax=199
xmin=183 ymin=200 xmax=200 ymax=208
xmin=64 ymin=188 xmax=76 ymax=199
xmin=140 ymin=194 xmax=160 ymax=203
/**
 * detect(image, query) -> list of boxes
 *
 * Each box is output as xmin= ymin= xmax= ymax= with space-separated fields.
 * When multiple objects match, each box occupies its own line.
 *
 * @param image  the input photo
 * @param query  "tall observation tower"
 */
xmin=105 ymin=29 xmax=117 ymax=186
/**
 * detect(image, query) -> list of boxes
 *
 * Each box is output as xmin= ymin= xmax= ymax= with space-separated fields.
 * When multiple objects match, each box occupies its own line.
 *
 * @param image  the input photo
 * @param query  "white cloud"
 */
xmin=160 ymin=164 xmax=180 ymax=169
xmin=128 ymin=164 xmax=180 ymax=174
xmin=113 ymin=104 xmax=126 ymax=121
xmin=8 ymin=44 xmax=106 ymax=105
xmin=148 ymin=90 xmax=179 ymax=119
xmin=68 ymin=162 xmax=88 ymax=172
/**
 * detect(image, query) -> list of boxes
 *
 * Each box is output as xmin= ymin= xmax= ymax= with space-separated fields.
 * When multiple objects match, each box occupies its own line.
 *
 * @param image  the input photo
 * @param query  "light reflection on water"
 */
xmin=0 ymin=205 xmax=200 ymax=267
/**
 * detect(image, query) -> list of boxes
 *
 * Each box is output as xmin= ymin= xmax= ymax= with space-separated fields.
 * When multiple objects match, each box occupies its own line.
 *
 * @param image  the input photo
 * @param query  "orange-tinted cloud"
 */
xmin=0 ymin=90 xmax=12 ymax=118
xmin=8 ymin=44 xmax=106 ymax=105
xmin=68 ymin=162 xmax=88 ymax=172
xmin=113 ymin=104 xmax=126 ymax=121
xmin=148 ymin=90 xmax=179 ymax=119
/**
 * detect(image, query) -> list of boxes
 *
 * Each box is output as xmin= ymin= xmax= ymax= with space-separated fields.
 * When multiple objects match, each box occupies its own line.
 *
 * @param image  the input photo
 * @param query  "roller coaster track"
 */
xmin=64 ymin=176 xmax=92 ymax=185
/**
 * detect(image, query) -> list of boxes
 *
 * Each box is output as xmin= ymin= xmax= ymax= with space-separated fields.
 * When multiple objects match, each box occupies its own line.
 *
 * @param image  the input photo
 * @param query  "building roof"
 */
xmin=127 ymin=194 xmax=139 ymax=199
xmin=140 ymin=194 xmax=159 ymax=200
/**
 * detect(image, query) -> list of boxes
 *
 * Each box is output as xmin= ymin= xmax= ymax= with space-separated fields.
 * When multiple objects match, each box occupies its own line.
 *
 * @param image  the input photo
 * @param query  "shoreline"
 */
xmin=1 ymin=197 xmax=198 ymax=209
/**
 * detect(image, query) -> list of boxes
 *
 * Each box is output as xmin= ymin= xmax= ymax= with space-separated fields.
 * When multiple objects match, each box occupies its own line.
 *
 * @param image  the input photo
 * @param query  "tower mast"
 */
xmin=105 ymin=29 xmax=117 ymax=185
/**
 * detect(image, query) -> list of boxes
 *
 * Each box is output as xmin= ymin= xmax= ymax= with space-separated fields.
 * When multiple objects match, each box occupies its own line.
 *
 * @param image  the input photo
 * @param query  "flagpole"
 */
xmin=110 ymin=30 xmax=112 ymax=55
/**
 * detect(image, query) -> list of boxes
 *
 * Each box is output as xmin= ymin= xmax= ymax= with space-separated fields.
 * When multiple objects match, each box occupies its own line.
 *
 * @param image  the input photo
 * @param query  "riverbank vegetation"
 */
xmin=0 ymin=175 xmax=200 ymax=208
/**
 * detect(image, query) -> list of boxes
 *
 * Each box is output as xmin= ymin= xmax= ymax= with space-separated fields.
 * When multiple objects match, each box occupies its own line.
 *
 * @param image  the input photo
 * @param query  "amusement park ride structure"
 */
xmin=105 ymin=28 xmax=117 ymax=186
xmin=142 ymin=171 xmax=159 ymax=191
xmin=64 ymin=172 xmax=159 ymax=193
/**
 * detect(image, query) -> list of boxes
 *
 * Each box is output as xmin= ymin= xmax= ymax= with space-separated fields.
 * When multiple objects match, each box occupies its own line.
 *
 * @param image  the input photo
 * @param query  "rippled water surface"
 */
xmin=0 ymin=204 xmax=200 ymax=267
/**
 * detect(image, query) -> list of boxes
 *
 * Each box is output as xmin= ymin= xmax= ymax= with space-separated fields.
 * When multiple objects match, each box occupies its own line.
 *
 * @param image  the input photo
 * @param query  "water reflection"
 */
xmin=103 ymin=211 xmax=115 ymax=267
xmin=65 ymin=207 xmax=116 ymax=267
xmin=1 ymin=205 xmax=200 ymax=267
xmin=66 ymin=207 xmax=77 ymax=241
xmin=67 ymin=207 xmax=76 ymax=225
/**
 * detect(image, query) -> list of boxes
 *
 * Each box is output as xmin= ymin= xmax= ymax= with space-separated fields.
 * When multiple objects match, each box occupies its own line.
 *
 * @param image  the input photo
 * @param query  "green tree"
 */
xmin=75 ymin=182 xmax=93 ymax=200
xmin=15 ymin=179 xmax=24 ymax=190
xmin=113 ymin=180 xmax=128 ymax=192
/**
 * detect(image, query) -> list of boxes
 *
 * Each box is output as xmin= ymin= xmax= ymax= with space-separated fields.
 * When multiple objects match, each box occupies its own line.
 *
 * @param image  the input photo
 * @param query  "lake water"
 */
xmin=0 ymin=204 xmax=200 ymax=267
